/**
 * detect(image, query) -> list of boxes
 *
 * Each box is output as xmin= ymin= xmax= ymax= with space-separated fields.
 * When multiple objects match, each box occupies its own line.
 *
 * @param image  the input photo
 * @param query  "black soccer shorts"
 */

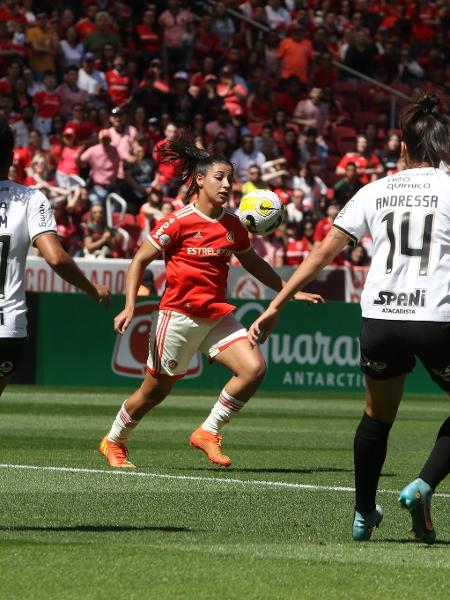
xmin=0 ymin=338 xmax=27 ymax=379
xmin=360 ymin=318 xmax=450 ymax=391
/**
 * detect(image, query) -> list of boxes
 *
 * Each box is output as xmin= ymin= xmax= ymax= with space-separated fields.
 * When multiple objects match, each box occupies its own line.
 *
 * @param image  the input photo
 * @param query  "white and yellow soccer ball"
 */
xmin=238 ymin=189 xmax=286 ymax=236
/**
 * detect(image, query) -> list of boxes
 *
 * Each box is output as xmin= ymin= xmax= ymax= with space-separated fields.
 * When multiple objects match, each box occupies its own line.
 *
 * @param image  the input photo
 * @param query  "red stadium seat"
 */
xmin=337 ymin=136 xmax=357 ymax=154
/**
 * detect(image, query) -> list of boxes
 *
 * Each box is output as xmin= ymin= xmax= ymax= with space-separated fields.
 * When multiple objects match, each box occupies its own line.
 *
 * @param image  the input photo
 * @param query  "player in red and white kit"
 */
xmin=99 ymin=135 xmax=323 ymax=469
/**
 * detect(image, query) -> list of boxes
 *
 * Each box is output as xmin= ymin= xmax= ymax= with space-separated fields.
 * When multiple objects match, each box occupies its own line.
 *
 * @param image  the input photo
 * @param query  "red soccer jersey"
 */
xmin=105 ymin=69 xmax=132 ymax=107
xmin=148 ymin=203 xmax=251 ymax=319
xmin=32 ymin=90 xmax=62 ymax=119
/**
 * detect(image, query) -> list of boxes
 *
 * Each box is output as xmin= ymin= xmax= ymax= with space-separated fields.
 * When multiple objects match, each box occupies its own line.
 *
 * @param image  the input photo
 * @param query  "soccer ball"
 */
xmin=238 ymin=189 xmax=286 ymax=236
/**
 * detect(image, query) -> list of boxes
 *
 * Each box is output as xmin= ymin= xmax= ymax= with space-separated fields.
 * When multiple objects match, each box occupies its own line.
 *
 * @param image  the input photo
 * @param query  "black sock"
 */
xmin=354 ymin=412 xmax=392 ymax=514
xmin=419 ymin=417 xmax=450 ymax=491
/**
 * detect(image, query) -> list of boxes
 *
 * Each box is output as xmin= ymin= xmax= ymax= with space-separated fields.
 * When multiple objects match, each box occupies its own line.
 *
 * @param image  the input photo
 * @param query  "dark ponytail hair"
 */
xmin=159 ymin=130 xmax=233 ymax=201
xmin=399 ymin=92 xmax=450 ymax=168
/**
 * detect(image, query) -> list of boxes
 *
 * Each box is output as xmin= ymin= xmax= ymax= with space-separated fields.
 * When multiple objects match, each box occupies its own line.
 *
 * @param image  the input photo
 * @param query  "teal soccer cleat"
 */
xmin=352 ymin=505 xmax=384 ymax=541
xmin=398 ymin=478 xmax=436 ymax=545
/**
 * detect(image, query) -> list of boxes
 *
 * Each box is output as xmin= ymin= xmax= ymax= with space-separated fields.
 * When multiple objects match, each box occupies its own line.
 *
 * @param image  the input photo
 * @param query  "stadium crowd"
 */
xmin=1 ymin=0 xmax=449 ymax=267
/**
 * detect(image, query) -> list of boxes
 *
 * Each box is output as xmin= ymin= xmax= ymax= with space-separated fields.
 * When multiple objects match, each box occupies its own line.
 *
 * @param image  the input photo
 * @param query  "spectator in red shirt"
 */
xmin=55 ymin=126 xmax=82 ymax=188
xmin=313 ymin=202 xmax=345 ymax=265
xmin=247 ymin=80 xmax=273 ymax=124
xmin=152 ymin=122 xmax=180 ymax=197
xmin=106 ymin=54 xmax=132 ymax=108
xmin=336 ymin=135 xmax=384 ymax=185
xmin=285 ymin=219 xmax=315 ymax=266
xmin=194 ymin=13 xmax=223 ymax=62
xmin=33 ymin=71 xmax=62 ymax=137
xmin=137 ymin=8 xmax=160 ymax=62
xmin=74 ymin=3 xmax=98 ymax=41
xmin=65 ymin=102 xmax=99 ymax=144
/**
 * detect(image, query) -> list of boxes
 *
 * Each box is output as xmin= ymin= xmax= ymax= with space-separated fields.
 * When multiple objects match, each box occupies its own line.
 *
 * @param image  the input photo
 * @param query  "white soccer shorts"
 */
xmin=146 ymin=310 xmax=248 ymax=379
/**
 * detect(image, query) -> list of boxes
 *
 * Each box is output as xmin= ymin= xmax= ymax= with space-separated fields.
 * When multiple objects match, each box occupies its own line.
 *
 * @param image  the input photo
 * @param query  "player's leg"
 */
xmin=100 ymin=310 xmax=200 ymax=468
xmin=190 ymin=315 xmax=266 ymax=467
xmin=0 ymin=375 xmax=11 ymax=397
xmin=353 ymin=318 xmax=413 ymax=541
xmin=398 ymin=327 xmax=450 ymax=544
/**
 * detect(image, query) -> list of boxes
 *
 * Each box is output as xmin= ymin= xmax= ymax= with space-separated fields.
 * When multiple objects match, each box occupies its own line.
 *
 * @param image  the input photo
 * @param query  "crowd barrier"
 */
xmin=25 ymin=256 xmax=367 ymax=302
xmin=18 ymin=292 xmax=441 ymax=394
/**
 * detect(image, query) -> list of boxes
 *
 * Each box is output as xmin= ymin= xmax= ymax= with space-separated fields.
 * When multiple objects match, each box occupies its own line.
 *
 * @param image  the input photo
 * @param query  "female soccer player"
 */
xmin=249 ymin=92 xmax=450 ymax=545
xmin=0 ymin=116 xmax=110 ymax=397
xmin=99 ymin=135 xmax=322 ymax=469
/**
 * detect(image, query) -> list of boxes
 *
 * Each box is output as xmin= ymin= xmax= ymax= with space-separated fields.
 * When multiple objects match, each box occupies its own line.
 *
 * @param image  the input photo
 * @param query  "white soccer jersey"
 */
xmin=334 ymin=168 xmax=450 ymax=321
xmin=0 ymin=181 xmax=56 ymax=337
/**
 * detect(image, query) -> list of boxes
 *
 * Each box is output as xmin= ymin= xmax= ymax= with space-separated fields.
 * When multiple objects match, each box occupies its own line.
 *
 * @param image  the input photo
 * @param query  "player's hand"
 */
xmin=248 ymin=306 xmax=279 ymax=346
xmin=114 ymin=306 xmax=134 ymax=335
xmin=293 ymin=291 xmax=324 ymax=304
xmin=91 ymin=283 xmax=111 ymax=307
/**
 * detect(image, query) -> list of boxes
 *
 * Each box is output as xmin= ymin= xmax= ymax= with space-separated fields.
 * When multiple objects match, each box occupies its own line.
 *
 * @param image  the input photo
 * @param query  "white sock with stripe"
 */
xmin=201 ymin=388 xmax=246 ymax=435
xmin=107 ymin=402 xmax=140 ymax=444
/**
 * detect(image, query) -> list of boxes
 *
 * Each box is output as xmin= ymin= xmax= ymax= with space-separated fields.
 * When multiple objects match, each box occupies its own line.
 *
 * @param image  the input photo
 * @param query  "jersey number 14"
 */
xmin=382 ymin=211 xmax=434 ymax=277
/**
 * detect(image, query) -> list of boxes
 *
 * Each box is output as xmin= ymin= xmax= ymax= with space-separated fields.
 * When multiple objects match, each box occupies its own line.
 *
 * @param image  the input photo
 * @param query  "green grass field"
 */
xmin=0 ymin=386 xmax=449 ymax=600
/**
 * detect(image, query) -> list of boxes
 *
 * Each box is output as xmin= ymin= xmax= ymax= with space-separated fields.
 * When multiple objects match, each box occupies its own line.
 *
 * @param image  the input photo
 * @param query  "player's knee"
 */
xmin=246 ymin=358 xmax=267 ymax=383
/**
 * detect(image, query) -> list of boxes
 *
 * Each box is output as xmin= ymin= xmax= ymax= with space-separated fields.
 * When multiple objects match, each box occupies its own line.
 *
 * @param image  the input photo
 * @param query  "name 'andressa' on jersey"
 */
xmin=375 ymin=195 xmax=438 ymax=210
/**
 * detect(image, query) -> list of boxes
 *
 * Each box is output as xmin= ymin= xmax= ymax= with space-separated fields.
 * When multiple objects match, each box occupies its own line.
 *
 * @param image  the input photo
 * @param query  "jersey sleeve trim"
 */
xmin=147 ymin=235 xmax=162 ymax=251
xmin=333 ymin=224 xmax=357 ymax=247
xmin=233 ymin=245 xmax=252 ymax=255
xmin=31 ymin=229 xmax=57 ymax=245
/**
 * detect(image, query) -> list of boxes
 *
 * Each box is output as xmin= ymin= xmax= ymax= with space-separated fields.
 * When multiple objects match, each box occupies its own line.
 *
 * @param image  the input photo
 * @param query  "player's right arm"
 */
xmin=35 ymin=233 xmax=111 ymax=304
xmin=114 ymin=239 xmax=161 ymax=335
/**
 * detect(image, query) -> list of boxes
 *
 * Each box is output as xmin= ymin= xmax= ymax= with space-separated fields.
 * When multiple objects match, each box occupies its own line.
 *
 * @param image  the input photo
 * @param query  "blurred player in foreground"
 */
xmin=0 ymin=116 xmax=111 ymax=396
xmin=100 ymin=134 xmax=322 ymax=469
xmin=248 ymin=92 xmax=450 ymax=545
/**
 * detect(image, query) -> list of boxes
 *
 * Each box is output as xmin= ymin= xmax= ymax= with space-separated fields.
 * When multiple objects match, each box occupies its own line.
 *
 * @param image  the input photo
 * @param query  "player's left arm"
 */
xmin=247 ymin=227 xmax=350 ymax=344
xmin=237 ymin=247 xmax=324 ymax=303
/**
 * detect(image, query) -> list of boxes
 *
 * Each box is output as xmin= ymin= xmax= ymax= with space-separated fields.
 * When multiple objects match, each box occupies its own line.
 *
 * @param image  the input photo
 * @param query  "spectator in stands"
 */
xmin=32 ymin=71 xmax=61 ymax=137
xmin=313 ymin=202 xmax=345 ymax=265
xmin=59 ymin=25 xmax=84 ymax=68
xmin=285 ymin=219 xmax=315 ymax=266
xmin=277 ymin=24 xmax=314 ymax=87
xmin=253 ymin=123 xmax=279 ymax=161
xmin=212 ymin=132 xmax=232 ymax=159
xmin=250 ymin=232 xmax=285 ymax=268
xmin=279 ymin=127 xmax=301 ymax=173
xmin=335 ymin=135 xmax=384 ymax=185
xmin=25 ymin=11 xmax=59 ymax=74
xmin=108 ymin=106 xmax=137 ymax=180
xmin=333 ymin=162 xmax=363 ymax=208
xmin=205 ymin=108 xmax=237 ymax=146
xmin=123 ymin=141 xmax=155 ymax=215
xmin=25 ymin=152 xmax=68 ymax=202
xmin=57 ymin=66 xmax=87 ymax=118
xmin=152 ymin=121 xmax=179 ymax=197
xmin=231 ymin=135 xmax=266 ymax=183
xmin=241 ymin=164 xmax=266 ymax=196
xmin=247 ymin=80 xmax=273 ymax=124
xmin=77 ymin=52 xmax=107 ymax=106
xmin=344 ymin=243 xmax=369 ymax=268
xmin=83 ymin=11 xmax=119 ymax=58
xmin=193 ymin=13 xmax=223 ymax=63
xmin=74 ymin=3 xmax=98 ymax=42
xmin=55 ymin=125 xmax=81 ymax=189
xmin=78 ymin=128 xmax=120 ymax=205
xmin=168 ymin=71 xmax=196 ymax=123
xmin=299 ymin=127 xmax=328 ymax=167
xmin=212 ymin=1 xmax=235 ymax=48
xmin=378 ymin=132 xmax=401 ymax=173
xmin=52 ymin=199 xmax=79 ymax=255
xmin=136 ymin=8 xmax=160 ymax=63
xmin=397 ymin=44 xmax=425 ymax=86
xmin=158 ymin=0 xmax=195 ymax=73
xmin=106 ymin=54 xmax=132 ymax=108
xmin=265 ymin=0 xmax=292 ymax=31
xmin=216 ymin=65 xmax=248 ymax=119
xmin=286 ymin=189 xmax=305 ymax=228
xmin=83 ymin=204 xmax=122 ymax=258
xmin=293 ymin=87 xmax=328 ymax=135
xmin=137 ymin=187 xmax=167 ymax=234
xmin=344 ymin=29 xmax=378 ymax=79
xmin=292 ymin=162 xmax=327 ymax=215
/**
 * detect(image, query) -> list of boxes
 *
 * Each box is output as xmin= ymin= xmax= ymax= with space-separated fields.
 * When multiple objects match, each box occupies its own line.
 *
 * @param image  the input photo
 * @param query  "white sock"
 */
xmin=108 ymin=402 xmax=140 ymax=444
xmin=201 ymin=388 xmax=246 ymax=435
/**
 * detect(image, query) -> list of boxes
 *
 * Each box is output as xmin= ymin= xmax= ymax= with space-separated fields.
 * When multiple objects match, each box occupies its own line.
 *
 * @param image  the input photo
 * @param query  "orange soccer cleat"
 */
xmin=189 ymin=427 xmax=232 ymax=468
xmin=98 ymin=434 xmax=136 ymax=468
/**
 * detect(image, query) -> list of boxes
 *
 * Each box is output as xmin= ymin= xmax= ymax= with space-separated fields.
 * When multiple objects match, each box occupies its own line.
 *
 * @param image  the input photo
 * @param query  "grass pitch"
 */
xmin=0 ymin=386 xmax=449 ymax=600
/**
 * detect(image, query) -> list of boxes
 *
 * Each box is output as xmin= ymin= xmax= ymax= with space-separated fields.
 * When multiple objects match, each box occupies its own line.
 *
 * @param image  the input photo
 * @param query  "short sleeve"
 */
xmin=80 ymin=146 xmax=93 ymax=164
xmin=148 ymin=214 xmax=180 ymax=251
xmin=333 ymin=187 xmax=368 ymax=246
xmin=27 ymin=190 xmax=57 ymax=243
xmin=233 ymin=221 xmax=251 ymax=254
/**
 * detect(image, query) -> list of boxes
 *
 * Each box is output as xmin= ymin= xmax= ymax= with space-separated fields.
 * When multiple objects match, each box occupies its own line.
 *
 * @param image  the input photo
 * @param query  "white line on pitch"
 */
xmin=0 ymin=463 xmax=449 ymax=498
